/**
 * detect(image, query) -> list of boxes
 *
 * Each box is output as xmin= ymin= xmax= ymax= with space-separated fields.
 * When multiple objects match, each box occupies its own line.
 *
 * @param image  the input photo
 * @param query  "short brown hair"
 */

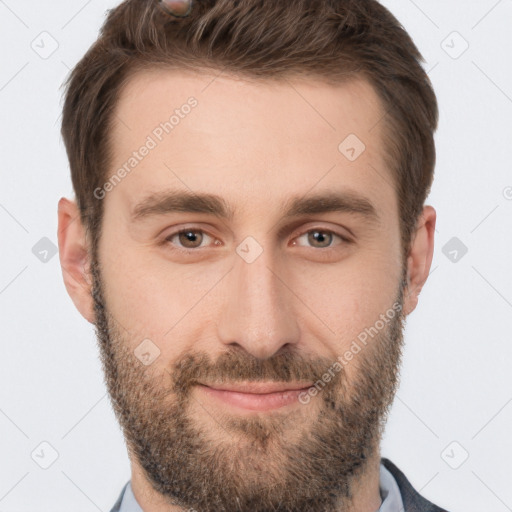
xmin=61 ymin=0 xmax=438 ymax=261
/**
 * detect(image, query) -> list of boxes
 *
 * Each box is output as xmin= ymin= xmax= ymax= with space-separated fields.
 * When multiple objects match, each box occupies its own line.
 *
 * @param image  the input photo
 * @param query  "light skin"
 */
xmin=58 ymin=69 xmax=435 ymax=511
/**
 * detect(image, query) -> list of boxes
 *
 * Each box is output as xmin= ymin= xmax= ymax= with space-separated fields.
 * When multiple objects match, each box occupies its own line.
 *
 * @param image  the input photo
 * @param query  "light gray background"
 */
xmin=1 ymin=0 xmax=511 ymax=510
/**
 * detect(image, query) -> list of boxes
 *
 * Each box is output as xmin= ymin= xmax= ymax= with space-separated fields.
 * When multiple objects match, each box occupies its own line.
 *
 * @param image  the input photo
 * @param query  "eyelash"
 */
xmin=163 ymin=227 xmax=352 ymax=252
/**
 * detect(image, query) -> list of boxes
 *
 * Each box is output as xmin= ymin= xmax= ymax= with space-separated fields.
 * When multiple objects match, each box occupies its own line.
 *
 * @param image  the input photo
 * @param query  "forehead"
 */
xmin=107 ymin=68 xmax=396 ymax=222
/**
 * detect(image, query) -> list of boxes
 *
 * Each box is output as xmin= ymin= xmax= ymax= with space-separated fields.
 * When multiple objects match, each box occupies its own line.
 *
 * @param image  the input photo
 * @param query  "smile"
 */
xmin=196 ymin=382 xmax=314 ymax=412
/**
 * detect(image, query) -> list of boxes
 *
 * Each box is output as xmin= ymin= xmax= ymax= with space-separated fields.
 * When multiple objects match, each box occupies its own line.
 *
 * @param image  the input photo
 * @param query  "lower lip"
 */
xmin=197 ymin=385 xmax=310 ymax=412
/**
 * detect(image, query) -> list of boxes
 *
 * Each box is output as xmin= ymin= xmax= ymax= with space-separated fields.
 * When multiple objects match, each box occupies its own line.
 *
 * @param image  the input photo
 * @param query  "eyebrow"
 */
xmin=130 ymin=189 xmax=379 ymax=224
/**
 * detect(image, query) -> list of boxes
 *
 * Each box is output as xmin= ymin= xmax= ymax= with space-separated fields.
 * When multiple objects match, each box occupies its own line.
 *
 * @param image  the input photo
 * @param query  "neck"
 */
xmin=129 ymin=451 xmax=383 ymax=512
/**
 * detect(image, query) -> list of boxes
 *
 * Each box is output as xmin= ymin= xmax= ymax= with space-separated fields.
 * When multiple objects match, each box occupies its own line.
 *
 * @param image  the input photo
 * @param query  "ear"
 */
xmin=402 ymin=205 xmax=436 ymax=316
xmin=57 ymin=197 xmax=95 ymax=324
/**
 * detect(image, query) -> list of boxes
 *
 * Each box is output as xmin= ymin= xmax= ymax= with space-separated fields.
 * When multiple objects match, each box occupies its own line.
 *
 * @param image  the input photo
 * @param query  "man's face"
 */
xmin=92 ymin=70 xmax=407 ymax=511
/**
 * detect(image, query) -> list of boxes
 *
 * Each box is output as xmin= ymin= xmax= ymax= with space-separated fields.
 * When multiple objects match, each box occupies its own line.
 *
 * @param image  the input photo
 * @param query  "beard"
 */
xmin=90 ymin=254 xmax=406 ymax=512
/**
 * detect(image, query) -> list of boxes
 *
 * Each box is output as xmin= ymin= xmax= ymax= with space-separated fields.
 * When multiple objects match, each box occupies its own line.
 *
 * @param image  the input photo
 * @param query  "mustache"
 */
xmin=167 ymin=348 xmax=344 ymax=395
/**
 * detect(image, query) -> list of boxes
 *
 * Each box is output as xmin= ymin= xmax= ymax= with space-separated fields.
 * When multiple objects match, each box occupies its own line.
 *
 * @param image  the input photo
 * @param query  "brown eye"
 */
xmin=177 ymin=230 xmax=203 ymax=248
xmin=165 ymin=229 xmax=212 ymax=250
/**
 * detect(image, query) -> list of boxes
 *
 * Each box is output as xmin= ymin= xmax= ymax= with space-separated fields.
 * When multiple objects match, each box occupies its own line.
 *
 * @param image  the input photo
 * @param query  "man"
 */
xmin=57 ymin=0 xmax=448 ymax=510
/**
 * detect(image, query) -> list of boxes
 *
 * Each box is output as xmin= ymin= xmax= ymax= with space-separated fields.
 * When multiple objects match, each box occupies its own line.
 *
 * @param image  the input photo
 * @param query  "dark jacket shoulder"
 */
xmin=381 ymin=457 xmax=451 ymax=512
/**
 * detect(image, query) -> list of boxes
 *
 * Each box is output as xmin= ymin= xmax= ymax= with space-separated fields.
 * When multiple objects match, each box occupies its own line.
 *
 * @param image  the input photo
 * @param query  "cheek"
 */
xmin=97 ymin=237 xmax=228 ymax=360
xmin=291 ymin=244 xmax=402 ymax=355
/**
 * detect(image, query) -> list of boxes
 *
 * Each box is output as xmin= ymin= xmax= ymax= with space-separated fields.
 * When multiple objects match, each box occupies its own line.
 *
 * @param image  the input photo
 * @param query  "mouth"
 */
xmin=196 ymin=381 xmax=313 ymax=412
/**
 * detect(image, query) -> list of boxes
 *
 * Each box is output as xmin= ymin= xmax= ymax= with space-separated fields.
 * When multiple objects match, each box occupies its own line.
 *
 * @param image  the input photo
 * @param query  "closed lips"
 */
xmin=199 ymin=382 xmax=313 ymax=394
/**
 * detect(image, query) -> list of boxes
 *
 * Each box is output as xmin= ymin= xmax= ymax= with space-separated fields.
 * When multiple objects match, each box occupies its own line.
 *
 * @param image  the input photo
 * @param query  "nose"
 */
xmin=216 ymin=242 xmax=300 ymax=360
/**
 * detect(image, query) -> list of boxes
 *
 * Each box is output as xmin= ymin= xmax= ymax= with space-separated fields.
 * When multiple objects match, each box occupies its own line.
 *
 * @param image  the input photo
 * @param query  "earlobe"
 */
xmin=402 ymin=205 xmax=436 ymax=316
xmin=57 ymin=197 xmax=95 ymax=324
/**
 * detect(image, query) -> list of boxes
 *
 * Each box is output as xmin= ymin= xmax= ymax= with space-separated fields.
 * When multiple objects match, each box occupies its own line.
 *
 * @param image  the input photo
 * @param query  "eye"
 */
xmin=292 ymin=228 xmax=351 ymax=249
xmin=164 ymin=228 xmax=217 ymax=250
